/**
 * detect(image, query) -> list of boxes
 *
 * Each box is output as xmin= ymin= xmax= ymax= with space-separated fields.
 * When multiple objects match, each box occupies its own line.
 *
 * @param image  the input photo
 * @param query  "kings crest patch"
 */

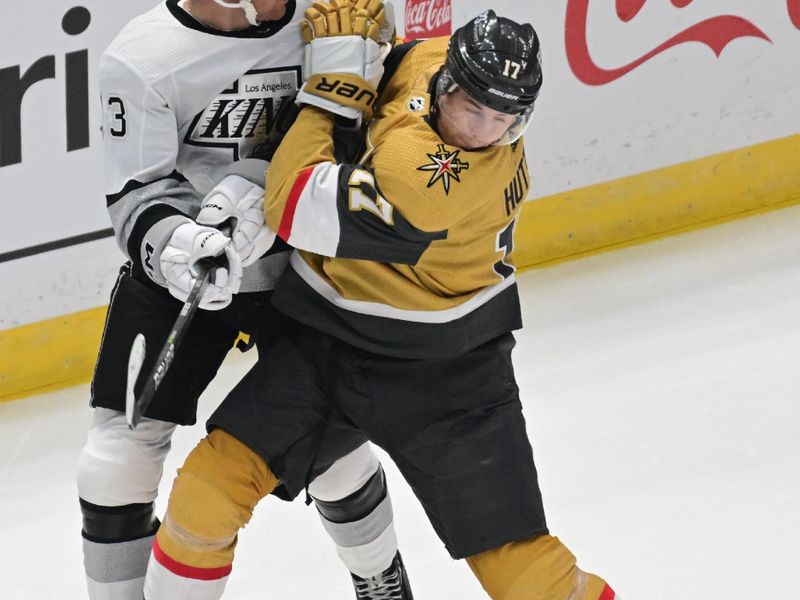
xmin=417 ymin=144 xmax=469 ymax=194
xmin=184 ymin=66 xmax=301 ymax=159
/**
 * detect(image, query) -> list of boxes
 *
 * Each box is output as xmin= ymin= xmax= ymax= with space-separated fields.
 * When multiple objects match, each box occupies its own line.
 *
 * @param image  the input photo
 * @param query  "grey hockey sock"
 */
xmin=311 ymin=467 xmax=399 ymax=578
xmin=80 ymin=500 xmax=159 ymax=600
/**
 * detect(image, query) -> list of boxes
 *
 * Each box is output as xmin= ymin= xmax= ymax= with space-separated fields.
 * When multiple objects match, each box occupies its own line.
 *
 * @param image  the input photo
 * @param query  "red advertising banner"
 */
xmin=404 ymin=0 xmax=452 ymax=40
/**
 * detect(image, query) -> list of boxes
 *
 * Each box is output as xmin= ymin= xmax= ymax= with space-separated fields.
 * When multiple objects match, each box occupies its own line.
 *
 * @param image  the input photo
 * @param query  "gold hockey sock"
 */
xmin=155 ymin=428 xmax=279 ymax=569
xmin=466 ymin=535 xmax=615 ymax=600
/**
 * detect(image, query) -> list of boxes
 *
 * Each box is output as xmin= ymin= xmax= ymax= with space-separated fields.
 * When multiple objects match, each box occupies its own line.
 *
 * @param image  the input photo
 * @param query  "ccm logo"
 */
xmin=314 ymin=77 xmax=376 ymax=108
xmin=199 ymin=232 xmax=218 ymax=248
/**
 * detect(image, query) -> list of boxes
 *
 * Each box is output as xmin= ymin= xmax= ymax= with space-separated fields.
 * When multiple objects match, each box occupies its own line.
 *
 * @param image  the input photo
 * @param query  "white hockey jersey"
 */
xmin=99 ymin=0 xmax=311 ymax=291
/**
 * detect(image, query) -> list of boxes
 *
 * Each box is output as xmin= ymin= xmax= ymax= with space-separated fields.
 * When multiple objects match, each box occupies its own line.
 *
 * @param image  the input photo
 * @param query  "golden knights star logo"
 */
xmin=417 ymin=144 xmax=470 ymax=194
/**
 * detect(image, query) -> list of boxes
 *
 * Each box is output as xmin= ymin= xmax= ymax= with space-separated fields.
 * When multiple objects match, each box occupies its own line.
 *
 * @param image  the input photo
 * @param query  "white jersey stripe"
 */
xmin=284 ymin=162 xmax=342 ymax=256
xmin=291 ymin=251 xmax=517 ymax=324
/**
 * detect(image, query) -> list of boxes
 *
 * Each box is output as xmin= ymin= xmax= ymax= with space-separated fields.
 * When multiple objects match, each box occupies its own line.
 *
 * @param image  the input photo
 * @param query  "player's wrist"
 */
xmin=299 ymin=36 xmax=390 ymax=120
xmin=136 ymin=214 xmax=194 ymax=287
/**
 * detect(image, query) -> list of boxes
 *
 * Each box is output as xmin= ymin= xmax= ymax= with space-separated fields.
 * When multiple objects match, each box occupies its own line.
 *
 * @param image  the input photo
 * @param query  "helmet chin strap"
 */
xmin=211 ymin=0 xmax=261 ymax=26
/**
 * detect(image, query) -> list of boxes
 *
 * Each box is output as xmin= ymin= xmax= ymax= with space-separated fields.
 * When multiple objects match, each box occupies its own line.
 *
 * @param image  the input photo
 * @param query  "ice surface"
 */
xmin=2 ymin=206 xmax=798 ymax=599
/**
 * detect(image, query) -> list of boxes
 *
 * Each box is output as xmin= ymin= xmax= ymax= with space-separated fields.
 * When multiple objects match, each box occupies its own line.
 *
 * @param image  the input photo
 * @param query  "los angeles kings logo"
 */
xmin=184 ymin=66 xmax=301 ymax=159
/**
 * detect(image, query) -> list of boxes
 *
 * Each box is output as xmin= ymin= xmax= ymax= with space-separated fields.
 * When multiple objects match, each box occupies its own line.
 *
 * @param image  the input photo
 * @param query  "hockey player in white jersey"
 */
xmin=76 ymin=1 xmax=412 ymax=598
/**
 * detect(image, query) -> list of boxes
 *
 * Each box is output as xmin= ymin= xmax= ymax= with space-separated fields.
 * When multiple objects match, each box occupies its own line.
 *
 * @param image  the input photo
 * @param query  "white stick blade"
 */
xmin=125 ymin=333 xmax=146 ymax=428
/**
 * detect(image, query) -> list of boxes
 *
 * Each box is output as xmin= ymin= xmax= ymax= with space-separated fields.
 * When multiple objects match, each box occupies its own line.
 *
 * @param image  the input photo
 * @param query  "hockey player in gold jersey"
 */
xmin=142 ymin=5 xmax=618 ymax=599
xmin=265 ymin=38 xmax=529 ymax=357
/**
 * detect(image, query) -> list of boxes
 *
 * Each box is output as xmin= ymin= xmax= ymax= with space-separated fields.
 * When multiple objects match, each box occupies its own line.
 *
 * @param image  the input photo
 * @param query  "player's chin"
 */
xmin=457 ymin=138 xmax=489 ymax=152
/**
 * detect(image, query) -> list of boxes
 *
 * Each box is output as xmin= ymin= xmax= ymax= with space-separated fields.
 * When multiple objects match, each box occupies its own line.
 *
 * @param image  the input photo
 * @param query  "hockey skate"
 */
xmin=351 ymin=552 xmax=413 ymax=600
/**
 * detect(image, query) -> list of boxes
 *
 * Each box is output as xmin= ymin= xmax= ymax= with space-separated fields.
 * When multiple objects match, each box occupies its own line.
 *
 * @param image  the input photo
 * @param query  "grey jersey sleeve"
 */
xmin=99 ymin=51 xmax=199 ymax=285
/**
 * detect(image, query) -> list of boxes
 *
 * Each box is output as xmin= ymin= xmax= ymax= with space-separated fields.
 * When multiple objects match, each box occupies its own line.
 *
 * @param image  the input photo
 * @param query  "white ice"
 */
xmin=2 ymin=206 xmax=799 ymax=599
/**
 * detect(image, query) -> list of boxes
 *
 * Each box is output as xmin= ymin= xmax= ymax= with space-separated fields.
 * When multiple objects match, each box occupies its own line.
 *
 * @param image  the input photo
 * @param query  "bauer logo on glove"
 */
xmin=296 ymin=0 xmax=394 ymax=121
xmin=308 ymin=74 xmax=378 ymax=115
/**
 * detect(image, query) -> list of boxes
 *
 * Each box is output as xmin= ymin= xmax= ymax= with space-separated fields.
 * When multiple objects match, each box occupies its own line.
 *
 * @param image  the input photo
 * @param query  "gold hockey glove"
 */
xmin=301 ymin=0 xmax=386 ymax=43
xmin=297 ymin=0 xmax=393 ymax=121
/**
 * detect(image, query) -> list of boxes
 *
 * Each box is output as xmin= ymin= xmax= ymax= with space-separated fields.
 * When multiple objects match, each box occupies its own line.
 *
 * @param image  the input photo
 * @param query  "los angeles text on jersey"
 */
xmin=184 ymin=66 xmax=301 ymax=160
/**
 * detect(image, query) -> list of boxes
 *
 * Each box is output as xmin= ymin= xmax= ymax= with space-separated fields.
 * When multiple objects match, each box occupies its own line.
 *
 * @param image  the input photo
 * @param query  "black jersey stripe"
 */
xmin=376 ymin=41 xmax=422 ymax=97
xmin=272 ymin=265 xmax=523 ymax=359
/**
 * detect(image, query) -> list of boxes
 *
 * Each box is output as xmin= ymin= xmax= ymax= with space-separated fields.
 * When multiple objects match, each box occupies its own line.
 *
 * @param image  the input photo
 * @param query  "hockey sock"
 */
xmin=310 ymin=456 xmax=398 ymax=578
xmin=77 ymin=407 xmax=176 ymax=600
xmin=80 ymin=499 xmax=160 ymax=600
xmin=144 ymin=428 xmax=279 ymax=599
xmin=466 ymin=534 xmax=616 ymax=600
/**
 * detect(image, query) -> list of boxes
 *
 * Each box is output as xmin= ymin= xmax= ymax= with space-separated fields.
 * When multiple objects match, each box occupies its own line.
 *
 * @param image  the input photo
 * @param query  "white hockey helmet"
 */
xmin=211 ymin=0 xmax=261 ymax=26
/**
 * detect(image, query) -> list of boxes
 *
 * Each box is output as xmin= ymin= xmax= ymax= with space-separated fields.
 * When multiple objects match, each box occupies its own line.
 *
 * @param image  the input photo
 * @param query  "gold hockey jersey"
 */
xmin=265 ymin=37 xmax=531 ymax=358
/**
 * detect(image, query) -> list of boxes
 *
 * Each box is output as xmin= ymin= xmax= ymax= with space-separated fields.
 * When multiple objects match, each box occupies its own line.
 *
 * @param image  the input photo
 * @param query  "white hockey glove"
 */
xmin=297 ymin=0 xmax=393 ymax=121
xmin=160 ymin=222 xmax=243 ymax=311
xmin=196 ymin=175 xmax=276 ymax=268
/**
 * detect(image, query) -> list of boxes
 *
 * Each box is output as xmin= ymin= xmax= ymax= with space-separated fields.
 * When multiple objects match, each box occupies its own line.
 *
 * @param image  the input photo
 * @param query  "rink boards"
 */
xmin=2 ymin=0 xmax=800 ymax=399
xmin=2 ymin=132 xmax=799 ymax=401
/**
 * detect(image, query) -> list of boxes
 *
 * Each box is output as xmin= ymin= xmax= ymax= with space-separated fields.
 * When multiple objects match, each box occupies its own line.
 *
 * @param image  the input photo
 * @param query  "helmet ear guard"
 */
xmin=440 ymin=10 xmax=542 ymax=145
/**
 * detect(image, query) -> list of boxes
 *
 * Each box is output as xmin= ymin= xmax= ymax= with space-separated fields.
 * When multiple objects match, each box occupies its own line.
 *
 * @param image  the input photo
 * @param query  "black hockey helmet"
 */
xmin=443 ymin=10 xmax=542 ymax=115
xmin=435 ymin=11 xmax=542 ymax=145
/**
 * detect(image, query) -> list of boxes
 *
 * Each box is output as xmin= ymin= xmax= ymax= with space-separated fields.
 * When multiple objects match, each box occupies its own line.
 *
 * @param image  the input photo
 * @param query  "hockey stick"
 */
xmin=125 ymin=261 xmax=215 ymax=429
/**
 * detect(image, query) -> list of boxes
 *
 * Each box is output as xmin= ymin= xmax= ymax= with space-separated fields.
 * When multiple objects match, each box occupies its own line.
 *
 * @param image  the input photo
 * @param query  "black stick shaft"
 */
xmin=128 ymin=263 xmax=212 ymax=427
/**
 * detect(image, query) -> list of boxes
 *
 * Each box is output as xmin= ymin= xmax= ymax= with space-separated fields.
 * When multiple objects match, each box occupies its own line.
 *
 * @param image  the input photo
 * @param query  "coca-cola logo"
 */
xmin=565 ymin=0 xmax=788 ymax=85
xmin=404 ymin=0 xmax=452 ymax=40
